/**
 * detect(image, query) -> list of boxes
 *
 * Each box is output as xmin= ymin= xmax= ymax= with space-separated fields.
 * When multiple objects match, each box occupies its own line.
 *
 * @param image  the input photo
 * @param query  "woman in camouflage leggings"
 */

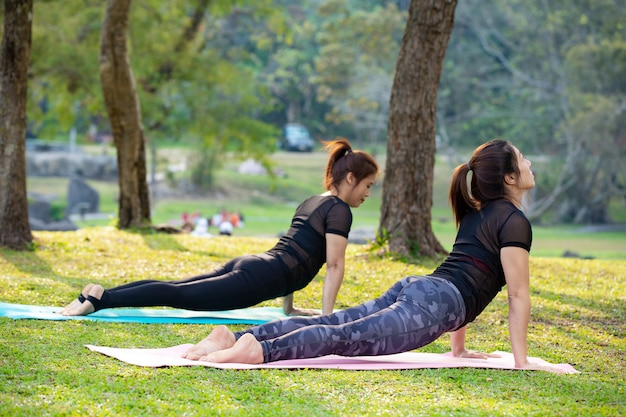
xmin=183 ymin=140 xmax=563 ymax=373
xmin=239 ymin=275 xmax=464 ymax=362
xmin=182 ymin=275 xmax=465 ymax=363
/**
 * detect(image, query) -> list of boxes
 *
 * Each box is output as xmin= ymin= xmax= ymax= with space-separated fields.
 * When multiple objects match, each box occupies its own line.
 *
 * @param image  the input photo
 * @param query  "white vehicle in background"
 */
xmin=278 ymin=123 xmax=315 ymax=152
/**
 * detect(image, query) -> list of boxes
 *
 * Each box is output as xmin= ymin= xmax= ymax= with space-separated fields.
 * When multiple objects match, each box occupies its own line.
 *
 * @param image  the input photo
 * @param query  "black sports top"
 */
xmin=267 ymin=195 xmax=352 ymax=291
xmin=431 ymin=199 xmax=532 ymax=326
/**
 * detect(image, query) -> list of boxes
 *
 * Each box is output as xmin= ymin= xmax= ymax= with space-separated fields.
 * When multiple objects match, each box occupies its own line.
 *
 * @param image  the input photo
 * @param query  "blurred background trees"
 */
xmin=440 ymin=0 xmax=626 ymax=224
xmin=13 ymin=0 xmax=626 ymax=225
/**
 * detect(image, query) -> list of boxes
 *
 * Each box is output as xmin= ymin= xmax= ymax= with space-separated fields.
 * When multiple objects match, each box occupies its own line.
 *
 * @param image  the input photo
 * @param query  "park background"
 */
xmin=8 ymin=142 xmax=626 ymax=416
xmin=1 ymin=0 xmax=625 ymax=416
xmin=14 ymin=0 xmax=626 ymax=242
xmin=26 ymin=145 xmax=626 ymax=260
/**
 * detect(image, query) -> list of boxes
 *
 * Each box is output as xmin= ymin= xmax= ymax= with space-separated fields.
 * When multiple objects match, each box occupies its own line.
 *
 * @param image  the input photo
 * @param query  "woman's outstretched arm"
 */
xmin=449 ymin=326 xmax=500 ymax=359
xmin=501 ymin=246 xmax=531 ymax=368
xmin=282 ymin=293 xmax=321 ymax=316
xmin=449 ymin=326 xmax=467 ymax=356
xmin=322 ymin=233 xmax=348 ymax=315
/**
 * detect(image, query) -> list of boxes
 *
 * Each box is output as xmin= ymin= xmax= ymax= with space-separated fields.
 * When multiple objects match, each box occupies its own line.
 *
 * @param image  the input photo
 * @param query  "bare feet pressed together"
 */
xmin=59 ymin=283 xmax=93 ymax=314
xmin=60 ymin=284 xmax=104 ymax=316
xmin=182 ymin=325 xmax=237 ymax=360
xmin=182 ymin=326 xmax=264 ymax=364
xmin=200 ymin=334 xmax=264 ymax=364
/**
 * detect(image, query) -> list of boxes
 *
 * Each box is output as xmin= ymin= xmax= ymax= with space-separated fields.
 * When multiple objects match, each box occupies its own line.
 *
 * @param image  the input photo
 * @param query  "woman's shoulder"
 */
xmin=314 ymin=195 xmax=352 ymax=220
xmin=482 ymin=199 xmax=531 ymax=229
xmin=298 ymin=194 xmax=350 ymax=212
xmin=486 ymin=198 xmax=526 ymax=215
xmin=488 ymin=199 xmax=532 ymax=233
xmin=307 ymin=193 xmax=349 ymax=206
xmin=326 ymin=194 xmax=351 ymax=210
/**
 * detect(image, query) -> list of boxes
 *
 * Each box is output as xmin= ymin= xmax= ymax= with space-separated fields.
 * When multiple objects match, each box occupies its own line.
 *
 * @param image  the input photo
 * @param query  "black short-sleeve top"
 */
xmin=267 ymin=195 xmax=352 ymax=291
xmin=431 ymin=199 xmax=532 ymax=326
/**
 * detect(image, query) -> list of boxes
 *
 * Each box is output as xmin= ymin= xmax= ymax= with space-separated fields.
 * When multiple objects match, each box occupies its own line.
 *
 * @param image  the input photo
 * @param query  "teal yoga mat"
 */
xmin=0 ymin=302 xmax=287 ymax=324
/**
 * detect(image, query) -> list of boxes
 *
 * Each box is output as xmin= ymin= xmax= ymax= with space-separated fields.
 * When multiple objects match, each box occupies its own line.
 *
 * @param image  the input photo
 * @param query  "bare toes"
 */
xmin=202 ymin=333 xmax=263 ymax=364
xmin=59 ymin=284 xmax=96 ymax=314
xmin=62 ymin=284 xmax=104 ymax=316
xmin=182 ymin=326 xmax=236 ymax=360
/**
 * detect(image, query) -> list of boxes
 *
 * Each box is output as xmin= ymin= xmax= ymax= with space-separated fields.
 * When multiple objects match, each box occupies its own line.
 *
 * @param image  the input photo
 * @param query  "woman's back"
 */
xmin=432 ymin=199 xmax=532 ymax=325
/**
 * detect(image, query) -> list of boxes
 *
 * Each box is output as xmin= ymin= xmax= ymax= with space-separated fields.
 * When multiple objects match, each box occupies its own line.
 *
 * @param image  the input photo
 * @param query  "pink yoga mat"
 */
xmin=85 ymin=344 xmax=579 ymax=373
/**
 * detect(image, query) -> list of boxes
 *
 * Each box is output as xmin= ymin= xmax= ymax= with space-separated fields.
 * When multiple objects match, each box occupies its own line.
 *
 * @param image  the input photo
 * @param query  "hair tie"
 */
xmin=467 ymin=161 xmax=472 ymax=171
xmin=345 ymin=149 xmax=353 ymax=156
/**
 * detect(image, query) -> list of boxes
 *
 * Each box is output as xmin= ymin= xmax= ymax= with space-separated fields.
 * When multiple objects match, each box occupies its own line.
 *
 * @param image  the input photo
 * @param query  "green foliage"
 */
xmin=313 ymin=1 xmax=405 ymax=147
xmin=29 ymin=1 xmax=104 ymax=136
xmin=126 ymin=0 xmax=283 ymax=189
xmin=442 ymin=0 xmax=626 ymax=224
xmin=552 ymin=37 xmax=626 ymax=223
xmin=25 ymin=0 xmax=626 ymax=223
xmin=0 ymin=229 xmax=624 ymax=416
xmin=27 ymin=0 xmax=283 ymax=190
xmin=48 ymin=199 xmax=67 ymax=222
xmin=371 ymin=227 xmax=389 ymax=250
xmin=566 ymin=39 xmax=626 ymax=95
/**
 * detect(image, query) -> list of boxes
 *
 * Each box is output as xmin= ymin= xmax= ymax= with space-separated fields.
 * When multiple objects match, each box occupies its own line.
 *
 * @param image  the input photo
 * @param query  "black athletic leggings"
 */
xmin=235 ymin=276 xmax=466 ymax=363
xmin=94 ymin=254 xmax=291 ymax=311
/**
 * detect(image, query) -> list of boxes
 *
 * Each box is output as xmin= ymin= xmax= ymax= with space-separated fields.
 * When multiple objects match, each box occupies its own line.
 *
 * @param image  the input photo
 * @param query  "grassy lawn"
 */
xmin=0 ymin=229 xmax=624 ymax=416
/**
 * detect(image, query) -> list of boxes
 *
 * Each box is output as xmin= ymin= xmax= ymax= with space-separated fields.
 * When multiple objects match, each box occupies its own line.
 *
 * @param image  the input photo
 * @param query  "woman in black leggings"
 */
xmin=61 ymin=138 xmax=379 ymax=317
xmin=183 ymin=140 xmax=562 ymax=373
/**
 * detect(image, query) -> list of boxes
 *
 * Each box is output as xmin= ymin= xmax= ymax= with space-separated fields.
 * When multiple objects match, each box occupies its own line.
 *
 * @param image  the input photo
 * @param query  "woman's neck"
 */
xmin=504 ymin=190 xmax=523 ymax=208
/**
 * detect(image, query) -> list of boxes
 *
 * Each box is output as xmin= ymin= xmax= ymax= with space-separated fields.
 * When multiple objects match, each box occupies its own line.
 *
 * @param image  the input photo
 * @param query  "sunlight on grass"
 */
xmin=0 ymin=228 xmax=624 ymax=416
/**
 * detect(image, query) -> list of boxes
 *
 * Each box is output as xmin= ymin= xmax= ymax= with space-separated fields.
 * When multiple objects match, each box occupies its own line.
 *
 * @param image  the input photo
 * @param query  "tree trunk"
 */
xmin=379 ymin=0 xmax=457 ymax=258
xmin=0 ymin=0 xmax=33 ymax=249
xmin=100 ymin=0 xmax=151 ymax=229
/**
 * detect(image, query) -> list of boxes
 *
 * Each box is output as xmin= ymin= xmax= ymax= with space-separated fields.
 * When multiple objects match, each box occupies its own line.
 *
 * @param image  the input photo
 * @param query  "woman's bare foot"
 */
xmin=199 ymin=333 xmax=264 ymax=364
xmin=182 ymin=325 xmax=236 ymax=360
xmin=61 ymin=284 xmax=104 ymax=316
xmin=59 ymin=284 xmax=95 ymax=314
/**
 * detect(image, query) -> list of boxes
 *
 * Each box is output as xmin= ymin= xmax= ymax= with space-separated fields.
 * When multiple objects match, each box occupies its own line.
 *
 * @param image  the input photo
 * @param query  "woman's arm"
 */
xmin=281 ymin=293 xmax=294 ymax=315
xmin=449 ymin=326 xmax=500 ymax=359
xmin=281 ymin=233 xmax=347 ymax=316
xmin=322 ymin=233 xmax=348 ymax=315
xmin=501 ymin=246 xmax=531 ymax=368
xmin=449 ymin=326 xmax=467 ymax=356
xmin=282 ymin=293 xmax=321 ymax=316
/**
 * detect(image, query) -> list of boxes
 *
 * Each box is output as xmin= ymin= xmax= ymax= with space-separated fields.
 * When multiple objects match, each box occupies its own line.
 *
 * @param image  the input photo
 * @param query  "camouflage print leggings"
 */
xmin=234 ymin=275 xmax=466 ymax=363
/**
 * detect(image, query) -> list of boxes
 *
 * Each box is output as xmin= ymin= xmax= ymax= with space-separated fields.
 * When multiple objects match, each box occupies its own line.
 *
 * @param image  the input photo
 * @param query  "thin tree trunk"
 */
xmin=100 ymin=0 xmax=151 ymax=229
xmin=379 ymin=0 xmax=457 ymax=258
xmin=0 ymin=0 xmax=33 ymax=249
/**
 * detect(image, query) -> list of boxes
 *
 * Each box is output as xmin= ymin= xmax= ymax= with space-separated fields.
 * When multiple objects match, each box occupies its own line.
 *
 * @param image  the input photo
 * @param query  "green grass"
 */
xmin=0 ymin=229 xmax=624 ymax=416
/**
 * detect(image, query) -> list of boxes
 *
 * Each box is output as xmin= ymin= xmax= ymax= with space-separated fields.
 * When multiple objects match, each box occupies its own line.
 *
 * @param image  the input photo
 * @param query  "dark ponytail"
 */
xmin=449 ymin=139 xmax=519 ymax=227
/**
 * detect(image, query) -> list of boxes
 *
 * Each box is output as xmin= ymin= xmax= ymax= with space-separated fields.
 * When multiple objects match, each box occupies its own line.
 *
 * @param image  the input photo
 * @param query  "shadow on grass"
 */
xmin=0 ymin=249 xmax=88 ymax=305
xmin=1 ymin=249 xmax=58 ymax=277
xmin=137 ymin=230 xmax=233 ymax=261
xmin=531 ymin=288 xmax=625 ymax=338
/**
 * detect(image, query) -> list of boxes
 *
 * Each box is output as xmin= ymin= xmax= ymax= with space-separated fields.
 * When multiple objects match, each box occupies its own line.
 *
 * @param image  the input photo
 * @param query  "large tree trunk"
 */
xmin=379 ymin=0 xmax=457 ymax=258
xmin=0 ymin=0 xmax=33 ymax=249
xmin=100 ymin=0 xmax=151 ymax=229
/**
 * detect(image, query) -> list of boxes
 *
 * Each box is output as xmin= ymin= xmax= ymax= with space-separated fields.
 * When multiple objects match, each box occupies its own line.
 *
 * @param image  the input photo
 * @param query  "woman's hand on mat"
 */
xmin=453 ymin=349 xmax=501 ymax=360
xmin=282 ymin=294 xmax=321 ymax=316
xmin=287 ymin=307 xmax=322 ymax=317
